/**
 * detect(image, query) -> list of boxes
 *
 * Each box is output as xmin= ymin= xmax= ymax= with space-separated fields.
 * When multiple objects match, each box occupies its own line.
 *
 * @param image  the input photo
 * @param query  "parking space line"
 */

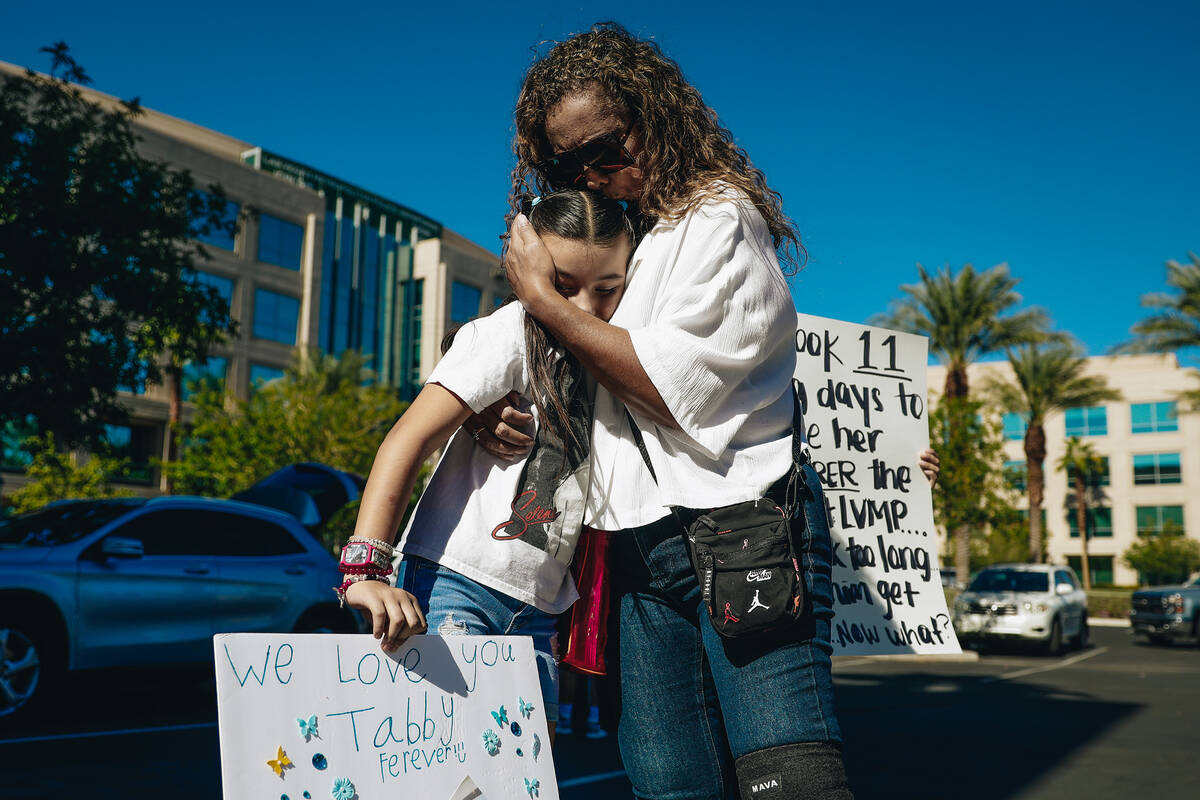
xmin=0 ymin=721 xmax=217 ymax=746
xmin=983 ymin=647 xmax=1108 ymax=683
xmin=558 ymin=769 xmax=628 ymax=788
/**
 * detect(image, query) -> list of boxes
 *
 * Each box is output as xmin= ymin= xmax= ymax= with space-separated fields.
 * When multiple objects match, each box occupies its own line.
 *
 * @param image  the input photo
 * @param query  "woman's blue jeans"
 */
xmin=610 ymin=463 xmax=842 ymax=800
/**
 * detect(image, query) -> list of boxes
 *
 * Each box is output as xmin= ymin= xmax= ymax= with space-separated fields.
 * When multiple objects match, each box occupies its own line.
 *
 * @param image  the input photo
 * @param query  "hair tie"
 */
xmin=530 ymin=195 xmax=543 ymax=208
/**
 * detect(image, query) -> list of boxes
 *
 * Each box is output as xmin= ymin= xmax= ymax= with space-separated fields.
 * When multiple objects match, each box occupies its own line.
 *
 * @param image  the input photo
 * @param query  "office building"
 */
xmin=928 ymin=354 xmax=1199 ymax=585
xmin=0 ymin=61 xmax=507 ymax=495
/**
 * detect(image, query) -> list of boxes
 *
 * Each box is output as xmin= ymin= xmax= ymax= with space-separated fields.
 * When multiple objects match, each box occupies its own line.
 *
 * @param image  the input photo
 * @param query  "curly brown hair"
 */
xmin=510 ymin=21 xmax=804 ymax=272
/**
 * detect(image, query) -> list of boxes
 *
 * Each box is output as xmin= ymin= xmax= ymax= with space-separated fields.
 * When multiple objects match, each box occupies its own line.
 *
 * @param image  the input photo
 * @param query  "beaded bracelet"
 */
xmin=334 ymin=573 xmax=390 ymax=608
xmin=347 ymin=536 xmax=395 ymax=554
xmin=339 ymin=563 xmax=395 ymax=576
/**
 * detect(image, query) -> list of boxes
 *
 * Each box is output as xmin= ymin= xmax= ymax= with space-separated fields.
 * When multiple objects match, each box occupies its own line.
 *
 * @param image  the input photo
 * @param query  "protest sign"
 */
xmin=214 ymin=633 xmax=557 ymax=800
xmin=794 ymin=313 xmax=961 ymax=656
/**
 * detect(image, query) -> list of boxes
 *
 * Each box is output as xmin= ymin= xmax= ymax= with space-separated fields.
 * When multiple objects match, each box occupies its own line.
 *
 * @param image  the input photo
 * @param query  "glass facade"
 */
xmin=1135 ymin=505 xmax=1185 ymax=536
xmin=409 ymin=278 xmax=424 ymax=389
xmin=249 ymin=363 xmax=286 ymax=389
xmin=1002 ymin=412 xmax=1028 ymax=441
xmin=258 ymin=213 xmax=305 ymax=270
xmin=450 ymin=281 xmax=482 ymax=325
xmin=1066 ymin=556 xmax=1114 ymax=586
xmin=104 ymin=423 xmax=156 ymax=484
xmin=181 ymin=357 xmax=228 ymax=401
xmin=194 ymin=271 xmax=235 ymax=324
xmin=1004 ymin=460 xmax=1027 ymax=491
xmin=253 ymin=289 xmax=300 ymax=345
xmin=1064 ymin=406 xmax=1108 ymax=437
xmin=247 ymin=149 xmax=440 ymax=400
xmin=1067 ymin=506 xmax=1113 ymax=538
xmin=194 ymin=191 xmax=240 ymax=251
xmin=1132 ymin=452 xmax=1182 ymax=485
xmin=1130 ymin=401 xmax=1178 ymax=434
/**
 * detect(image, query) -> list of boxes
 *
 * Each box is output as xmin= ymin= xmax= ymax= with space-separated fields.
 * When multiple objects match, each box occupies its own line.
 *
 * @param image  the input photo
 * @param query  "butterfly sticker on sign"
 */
xmin=215 ymin=633 xmax=559 ymax=800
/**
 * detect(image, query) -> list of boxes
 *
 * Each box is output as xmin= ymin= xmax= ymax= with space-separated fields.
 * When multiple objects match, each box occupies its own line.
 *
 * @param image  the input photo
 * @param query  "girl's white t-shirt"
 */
xmin=585 ymin=187 xmax=798 ymax=530
xmin=397 ymin=301 xmax=585 ymax=614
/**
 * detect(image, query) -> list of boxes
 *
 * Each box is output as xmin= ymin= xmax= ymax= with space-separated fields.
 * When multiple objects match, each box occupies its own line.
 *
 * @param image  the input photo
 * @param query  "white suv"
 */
xmin=952 ymin=564 xmax=1089 ymax=655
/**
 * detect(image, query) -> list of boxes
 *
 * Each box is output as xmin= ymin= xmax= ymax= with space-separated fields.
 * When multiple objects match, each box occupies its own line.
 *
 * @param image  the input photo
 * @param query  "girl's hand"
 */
xmin=462 ymin=391 xmax=534 ymax=461
xmin=919 ymin=449 xmax=940 ymax=487
xmin=505 ymin=214 xmax=558 ymax=315
xmin=344 ymin=580 xmax=427 ymax=651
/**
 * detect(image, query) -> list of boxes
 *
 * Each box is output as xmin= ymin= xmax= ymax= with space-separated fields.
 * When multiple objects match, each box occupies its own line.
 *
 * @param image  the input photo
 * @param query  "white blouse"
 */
xmin=584 ymin=187 xmax=798 ymax=530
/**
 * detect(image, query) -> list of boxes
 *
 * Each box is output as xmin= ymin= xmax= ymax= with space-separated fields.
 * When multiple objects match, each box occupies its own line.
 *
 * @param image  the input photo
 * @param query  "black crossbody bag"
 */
xmin=626 ymin=389 xmax=808 ymax=640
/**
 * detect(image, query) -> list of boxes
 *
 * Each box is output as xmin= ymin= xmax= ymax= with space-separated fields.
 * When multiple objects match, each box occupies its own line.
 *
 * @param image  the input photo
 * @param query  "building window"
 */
xmin=249 ymin=364 xmax=286 ymax=390
xmin=1063 ymin=406 xmax=1108 ymax=437
xmin=257 ymin=213 xmax=305 ymax=270
xmin=450 ymin=281 xmax=482 ymax=325
xmin=1 ymin=417 xmax=37 ymax=472
xmin=181 ymin=357 xmax=228 ymax=401
xmin=1133 ymin=453 xmax=1182 ymax=485
xmin=1004 ymin=460 xmax=1027 ymax=491
xmin=1066 ymin=556 xmax=1114 ymax=587
xmin=194 ymin=271 xmax=235 ymax=323
xmin=1135 ymin=505 xmax=1185 ymax=537
xmin=1017 ymin=508 xmax=1047 ymax=527
xmin=1065 ymin=456 xmax=1110 ymax=487
xmin=409 ymin=278 xmax=424 ymax=388
xmin=194 ymin=191 xmax=240 ymax=251
xmin=253 ymin=289 xmax=300 ymax=345
xmin=1131 ymin=401 xmax=1178 ymax=434
xmin=1067 ymin=507 xmax=1113 ymax=538
xmin=104 ymin=424 xmax=157 ymax=485
xmin=1002 ymin=412 xmax=1028 ymax=441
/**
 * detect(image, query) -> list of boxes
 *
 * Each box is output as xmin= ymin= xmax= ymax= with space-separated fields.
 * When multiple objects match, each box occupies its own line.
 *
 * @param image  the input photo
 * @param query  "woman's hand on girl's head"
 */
xmin=344 ymin=580 xmax=427 ymax=651
xmin=505 ymin=214 xmax=559 ymax=313
xmin=464 ymin=391 xmax=534 ymax=460
xmin=919 ymin=449 xmax=941 ymax=487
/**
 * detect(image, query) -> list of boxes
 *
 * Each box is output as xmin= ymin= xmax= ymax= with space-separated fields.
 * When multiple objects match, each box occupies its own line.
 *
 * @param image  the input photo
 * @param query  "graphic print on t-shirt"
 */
xmin=490 ymin=355 xmax=593 ymax=557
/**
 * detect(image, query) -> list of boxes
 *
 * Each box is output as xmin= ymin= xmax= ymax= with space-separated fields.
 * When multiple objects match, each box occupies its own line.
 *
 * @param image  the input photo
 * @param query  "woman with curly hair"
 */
xmin=485 ymin=22 xmax=855 ymax=800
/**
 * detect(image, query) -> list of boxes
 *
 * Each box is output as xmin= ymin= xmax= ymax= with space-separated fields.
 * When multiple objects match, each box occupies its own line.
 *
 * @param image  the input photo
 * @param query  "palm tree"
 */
xmin=874 ymin=263 xmax=1051 ymax=582
xmin=1057 ymin=437 xmax=1106 ymax=590
xmin=1116 ymin=253 xmax=1200 ymax=410
xmin=983 ymin=341 xmax=1121 ymax=563
xmin=873 ymin=262 xmax=1051 ymax=401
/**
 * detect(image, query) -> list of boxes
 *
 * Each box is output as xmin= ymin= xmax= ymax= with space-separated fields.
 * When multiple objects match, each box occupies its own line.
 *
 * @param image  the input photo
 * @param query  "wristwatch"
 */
xmin=339 ymin=540 xmax=392 ymax=572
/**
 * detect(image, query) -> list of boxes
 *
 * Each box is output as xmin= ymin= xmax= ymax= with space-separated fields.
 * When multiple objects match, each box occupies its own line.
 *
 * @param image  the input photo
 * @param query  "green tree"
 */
xmin=983 ymin=341 xmax=1121 ymax=563
xmin=1056 ymin=436 xmax=1106 ymax=590
xmin=1115 ymin=253 xmax=1200 ymax=411
xmin=6 ymin=433 xmax=133 ymax=515
xmin=1122 ymin=523 xmax=1200 ymax=586
xmin=0 ymin=44 xmax=237 ymax=449
xmin=929 ymin=396 xmax=1025 ymax=574
xmin=873 ymin=263 xmax=1050 ymax=402
xmin=161 ymin=351 xmax=423 ymax=550
xmin=874 ymin=263 xmax=1050 ymax=581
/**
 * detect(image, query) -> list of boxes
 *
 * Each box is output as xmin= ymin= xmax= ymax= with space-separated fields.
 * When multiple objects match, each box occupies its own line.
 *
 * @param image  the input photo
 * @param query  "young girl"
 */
xmin=340 ymin=189 xmax=633 ymax=729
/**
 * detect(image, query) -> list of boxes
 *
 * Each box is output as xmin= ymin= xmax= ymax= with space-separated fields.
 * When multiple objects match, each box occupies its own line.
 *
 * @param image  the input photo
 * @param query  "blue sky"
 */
xmin=3 ymin=1 xmax=1198 ymax=359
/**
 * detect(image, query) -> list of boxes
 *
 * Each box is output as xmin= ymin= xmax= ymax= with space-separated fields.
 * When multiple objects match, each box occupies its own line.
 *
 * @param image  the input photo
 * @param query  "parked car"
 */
xmin=1129 ymin=572 xmax=1200 ymax=646
xmin=951 ymin=564 xmax=1089 ymax=655
xmin=0 ymin=496 xmax=357 ymax=721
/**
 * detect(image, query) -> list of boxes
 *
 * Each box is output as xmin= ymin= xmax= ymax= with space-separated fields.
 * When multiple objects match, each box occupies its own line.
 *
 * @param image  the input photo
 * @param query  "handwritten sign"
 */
xmin=794 ymin=314 xmax=961 ymax=656
xmin=214 ymin=633 xmax=558 ymax=800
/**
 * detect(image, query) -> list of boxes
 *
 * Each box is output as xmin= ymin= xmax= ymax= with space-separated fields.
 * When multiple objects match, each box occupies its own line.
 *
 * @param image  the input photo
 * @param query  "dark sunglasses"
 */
xmin=535 ymin=117 xmax=638 ymax=189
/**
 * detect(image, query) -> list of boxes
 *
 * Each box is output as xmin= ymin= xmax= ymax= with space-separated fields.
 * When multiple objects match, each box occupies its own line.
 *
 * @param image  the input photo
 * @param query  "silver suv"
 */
xmin=0 ymin=496 xmax=355 ymax=720
xmin=952 ymin=564 xmax=1089 ymax=655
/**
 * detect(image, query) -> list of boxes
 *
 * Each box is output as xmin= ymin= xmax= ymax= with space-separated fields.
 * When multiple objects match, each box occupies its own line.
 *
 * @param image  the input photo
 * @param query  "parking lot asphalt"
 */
xmin=0 ymin=626 xmax=1195 ymax=799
